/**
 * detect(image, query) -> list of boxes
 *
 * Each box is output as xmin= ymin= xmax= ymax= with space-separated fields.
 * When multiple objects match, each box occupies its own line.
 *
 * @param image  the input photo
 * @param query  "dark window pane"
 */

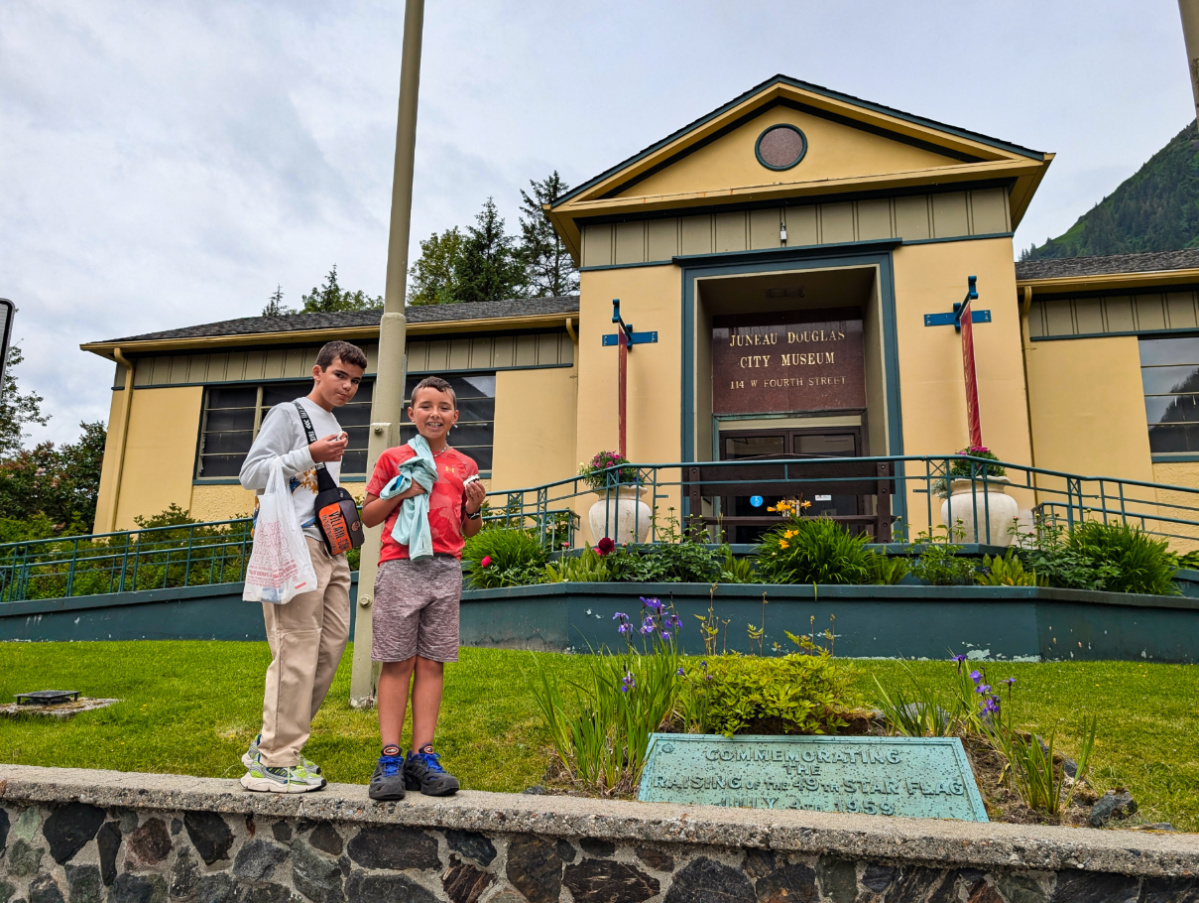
xmin=201 ymin=431 xmax=254 ymax=455
xmin=795 ymin=434 xmax=856 ymax=456
xmin=343 ymin=426 xmax=370 ymax=449
xmin=198 ymin=454 xmax=247 ymax=478
xmin=450 ymin=423 xmax=493 ymax=446
xmin=725 ymin=435 xmax=785 ymax=459
xmin=456 ymin=375 xmax=496 ymax=398
xmin=1141 ymin=365 xmax=1199 ymax=395
xmin=1149 ymin=424 xmax=1199 ymax=453
xmin=208 ymin=386 xmax=258 ymax=409
xmin=462 ymin=447 xmax=492 ymax=471
xmin=204 ymin=409 xmax=256 ymax=432
xmin=337 ymin=404 xmax=373 ymax=427
xmin=341 ymin=450 xmax=368 ymax=476
xmin=455 ymin=398 xmax=496 ymax=421
xmin=1147 ymin=394 xmax=1199 ymax=424
xmin=1140 ymin=336 xmax=1199 ymax=367
xmin=262 ymin=382 xmax=312 ymax=408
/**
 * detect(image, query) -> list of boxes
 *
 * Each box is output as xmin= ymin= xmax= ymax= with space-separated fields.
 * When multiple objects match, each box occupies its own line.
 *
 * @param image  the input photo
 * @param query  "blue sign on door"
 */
xmin=750 ymin=495 xmax=764 ymax=508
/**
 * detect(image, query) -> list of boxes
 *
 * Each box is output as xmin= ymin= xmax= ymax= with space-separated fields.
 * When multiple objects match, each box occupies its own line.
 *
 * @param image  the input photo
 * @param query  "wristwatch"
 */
xmin=465 ymin=509 xmax=482 ymax=521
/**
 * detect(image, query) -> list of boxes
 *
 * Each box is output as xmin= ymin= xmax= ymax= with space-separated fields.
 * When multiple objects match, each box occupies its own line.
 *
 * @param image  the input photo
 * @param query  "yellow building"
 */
xmin=82 ymin=76 xmax=1199 ymax=538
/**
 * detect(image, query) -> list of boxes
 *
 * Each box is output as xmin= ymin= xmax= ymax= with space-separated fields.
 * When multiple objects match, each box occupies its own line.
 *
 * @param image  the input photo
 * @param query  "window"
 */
xmin=1140 ymin=337 xmax=1199 ymax=454
xmin=195 ymin=373 xmax=497 ymax=479
xmin=400 ymin=374 xmax=496 ymax=472
xmin=196 ymin=381 xmax=375 ymax=479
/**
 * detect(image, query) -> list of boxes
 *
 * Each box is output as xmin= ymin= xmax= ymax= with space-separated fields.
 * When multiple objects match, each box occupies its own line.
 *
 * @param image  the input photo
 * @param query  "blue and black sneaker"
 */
xmin=404 ymin=744 xmax=459 ymax=796
xmin=368 ymin=747 xmax=406 ymax=801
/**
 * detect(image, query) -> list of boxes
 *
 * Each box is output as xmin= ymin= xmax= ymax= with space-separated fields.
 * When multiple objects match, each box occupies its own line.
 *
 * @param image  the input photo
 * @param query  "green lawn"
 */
xmin=1 ymin=643 xmax=1196 ymax=831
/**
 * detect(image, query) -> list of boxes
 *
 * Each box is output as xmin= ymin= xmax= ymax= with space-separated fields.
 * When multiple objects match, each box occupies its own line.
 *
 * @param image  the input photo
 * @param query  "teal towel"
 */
xmin=379 ymin=435 xmax=439 ymax=561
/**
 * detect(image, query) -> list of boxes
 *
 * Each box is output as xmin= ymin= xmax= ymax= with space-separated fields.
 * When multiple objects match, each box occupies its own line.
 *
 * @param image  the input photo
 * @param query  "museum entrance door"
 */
xmin=718 ymin=427 xmax=863 ymax=543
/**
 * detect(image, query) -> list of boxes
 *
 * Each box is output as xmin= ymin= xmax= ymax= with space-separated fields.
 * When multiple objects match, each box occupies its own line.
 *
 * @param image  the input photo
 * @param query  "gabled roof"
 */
xmin=81 ymin=296 xmax=580 ymax=360
xmin=548 ymin=75 xmax=1052 ymax=263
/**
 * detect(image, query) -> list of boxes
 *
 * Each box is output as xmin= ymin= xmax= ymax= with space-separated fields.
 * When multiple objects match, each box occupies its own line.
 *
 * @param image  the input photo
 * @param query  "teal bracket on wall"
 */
xmin=924 ymin=275 xmax=989 ymax=328
xmin=602 ymin=298 xmax=659 ymax=346
xmin=924 ymin=309 xmax=990 ymax=327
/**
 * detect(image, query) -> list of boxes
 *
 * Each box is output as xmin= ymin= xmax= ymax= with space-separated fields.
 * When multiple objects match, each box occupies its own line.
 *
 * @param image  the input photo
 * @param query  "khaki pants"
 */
xmin=258 ymin=537 xmax=351 ymax=767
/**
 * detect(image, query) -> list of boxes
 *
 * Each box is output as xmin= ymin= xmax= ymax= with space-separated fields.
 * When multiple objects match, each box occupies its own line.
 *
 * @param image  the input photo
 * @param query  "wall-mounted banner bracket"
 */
xmin=602 ymin=332 xmax=658 ymax=346
xmin=924 ymin=277 xmax=989 ymax=329
xmin=602 ymin=298 xmax=658 ymax=347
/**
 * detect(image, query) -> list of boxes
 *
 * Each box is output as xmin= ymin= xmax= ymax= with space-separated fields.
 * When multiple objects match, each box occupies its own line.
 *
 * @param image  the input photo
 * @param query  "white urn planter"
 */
xmin=939 ymin=477 xmax=1019 ymax=546
xmin=588 ymin=486 xmax=652 ymax=545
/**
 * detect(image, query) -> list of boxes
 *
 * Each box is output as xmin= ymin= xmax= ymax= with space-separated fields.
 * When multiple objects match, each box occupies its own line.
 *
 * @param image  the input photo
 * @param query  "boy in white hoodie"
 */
xmin=238 ymin=340 xmax=367 ymax=793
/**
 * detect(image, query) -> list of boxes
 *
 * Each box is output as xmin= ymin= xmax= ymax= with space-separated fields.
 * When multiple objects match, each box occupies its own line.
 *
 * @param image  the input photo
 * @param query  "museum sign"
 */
xmin=712 ymin=310 xmax=865 ymax=415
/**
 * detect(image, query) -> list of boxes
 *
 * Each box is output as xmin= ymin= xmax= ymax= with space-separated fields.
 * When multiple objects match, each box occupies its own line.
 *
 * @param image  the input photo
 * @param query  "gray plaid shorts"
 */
xmin=371 ymin=556 xmax=462 ymax=663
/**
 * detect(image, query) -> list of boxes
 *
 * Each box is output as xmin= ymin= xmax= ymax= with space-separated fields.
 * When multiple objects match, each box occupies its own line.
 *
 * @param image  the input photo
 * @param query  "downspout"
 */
xmin=1017 ymin=288 xmax=1039 ymax=501
xmin=564 ymin=316 xmax=577 ymax=347
xmin=109 ymin=348 xmax=135 ymax=532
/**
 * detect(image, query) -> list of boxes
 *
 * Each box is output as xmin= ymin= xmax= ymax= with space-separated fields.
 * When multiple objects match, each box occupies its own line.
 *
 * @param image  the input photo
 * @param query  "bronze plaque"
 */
xmin=712 ymin=310 xmax=865 ymax=414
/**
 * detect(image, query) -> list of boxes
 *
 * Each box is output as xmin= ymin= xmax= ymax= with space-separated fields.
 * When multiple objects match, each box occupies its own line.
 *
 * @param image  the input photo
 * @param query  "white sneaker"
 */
xmin=240 ymin=762 xmax=326 ymax=794
xmin=242 ymin=735 xmax=323 ymax=782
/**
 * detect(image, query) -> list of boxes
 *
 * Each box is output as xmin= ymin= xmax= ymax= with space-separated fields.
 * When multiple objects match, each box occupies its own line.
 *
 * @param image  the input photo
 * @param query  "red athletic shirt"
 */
xmin=366 ymin=445 xmax=479 ymax=562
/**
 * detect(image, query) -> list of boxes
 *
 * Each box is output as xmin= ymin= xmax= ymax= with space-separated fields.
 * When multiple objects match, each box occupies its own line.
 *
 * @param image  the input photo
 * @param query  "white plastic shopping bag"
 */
xmin=243 ymin=459 xmax=318 ymax=604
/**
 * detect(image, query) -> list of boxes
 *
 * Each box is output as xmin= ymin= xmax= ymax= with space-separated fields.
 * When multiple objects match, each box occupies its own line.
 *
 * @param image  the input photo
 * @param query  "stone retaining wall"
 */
xmin=1 ymin=766 xmax=1197 ymax=903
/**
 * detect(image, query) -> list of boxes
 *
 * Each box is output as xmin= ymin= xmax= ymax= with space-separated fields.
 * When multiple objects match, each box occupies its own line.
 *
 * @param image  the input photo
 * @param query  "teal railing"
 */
xmin=4 ymin=454 xmax=1199 ymax=603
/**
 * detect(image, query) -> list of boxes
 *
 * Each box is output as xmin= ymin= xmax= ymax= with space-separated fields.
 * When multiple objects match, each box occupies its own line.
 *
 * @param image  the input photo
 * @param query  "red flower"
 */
xmin=480 ymin=555 xmax=492 ymax=568
xmin=596 ymin=537 xmax=615 ymax=556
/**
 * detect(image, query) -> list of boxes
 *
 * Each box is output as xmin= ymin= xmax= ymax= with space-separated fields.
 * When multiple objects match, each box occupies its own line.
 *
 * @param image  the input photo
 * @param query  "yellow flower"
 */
xmin=778 ymin=540 xmax=789 ymax=549
xmin=783 ymin=530 xmax=797 ymax=539
xmin=801 ymin=500 xmax=812 ymax=509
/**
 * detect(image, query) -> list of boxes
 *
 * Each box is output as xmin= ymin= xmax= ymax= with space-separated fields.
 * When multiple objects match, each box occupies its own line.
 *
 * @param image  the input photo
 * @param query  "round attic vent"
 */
xmin=755 ymin=124 xmax=807 ymax=171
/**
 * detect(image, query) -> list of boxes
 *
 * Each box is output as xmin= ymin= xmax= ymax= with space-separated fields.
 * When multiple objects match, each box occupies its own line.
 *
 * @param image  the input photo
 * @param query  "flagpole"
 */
xmin=350 ymin=0 xmax=425 ymax=706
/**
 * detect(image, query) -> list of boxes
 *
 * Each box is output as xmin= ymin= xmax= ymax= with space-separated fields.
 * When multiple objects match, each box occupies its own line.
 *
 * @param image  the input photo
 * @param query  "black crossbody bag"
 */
xmin=293 ymin=400 xmax=365 ymax=556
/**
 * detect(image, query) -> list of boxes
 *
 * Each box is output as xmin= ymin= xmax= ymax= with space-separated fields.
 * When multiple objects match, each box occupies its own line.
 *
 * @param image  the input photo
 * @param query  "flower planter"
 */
xmin=588 ymin=486 xmax=652 ymax=545
xmin=939 ymin=477 xmax=1019 ymax=546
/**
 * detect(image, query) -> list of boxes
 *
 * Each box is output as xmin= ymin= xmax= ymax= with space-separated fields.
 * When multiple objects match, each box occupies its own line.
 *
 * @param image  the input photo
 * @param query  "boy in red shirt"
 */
xmin=361 ymin=376 xmax=486 ymax=800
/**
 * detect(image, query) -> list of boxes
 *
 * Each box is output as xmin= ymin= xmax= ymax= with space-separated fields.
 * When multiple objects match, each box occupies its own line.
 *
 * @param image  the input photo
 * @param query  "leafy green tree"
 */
xmin=408 ymin=228 xmax=466 ymax=305
xmin=519 ymin=171 xmax=578 ymax=297
xmin=0 ymin=345 xmax=49 ymax=457
xmin=262 ymin=284 xmax=294 ymax=317
xmin=301 ymin=265 xmax=383 ymax=312
xmin=457 ymin=198 xmax=526 ymax=304
xmin=0 ymin=421 xmax=106 ymax=533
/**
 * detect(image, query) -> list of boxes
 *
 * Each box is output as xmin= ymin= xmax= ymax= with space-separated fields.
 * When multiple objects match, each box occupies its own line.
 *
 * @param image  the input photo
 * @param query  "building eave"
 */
xmin=80 ymin=312 xmax=576 ymax=363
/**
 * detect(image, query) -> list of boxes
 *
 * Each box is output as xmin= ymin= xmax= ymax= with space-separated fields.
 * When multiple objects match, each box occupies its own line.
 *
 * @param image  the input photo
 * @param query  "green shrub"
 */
xmin=682 ymin=633 xmax=852 ymax=737
xmin=718 ymin=547 xmax=758 ymax=583
xmin=463 ymin=528 xmax=547 ymax=589
xmin=756 ymin=517 xmax=876 ymax=584
xmin=870 ymin=553 xmax=910 ymax=585
xmin=1020 ymin=519 xmax=1179 ymax=595
xmin=544 ymin=546 xmax=610 ymax=583
xmin=976 ymin=549 xmax=1043 ymax=586
xmin=910 ymin=528 xmax=978 ymax=585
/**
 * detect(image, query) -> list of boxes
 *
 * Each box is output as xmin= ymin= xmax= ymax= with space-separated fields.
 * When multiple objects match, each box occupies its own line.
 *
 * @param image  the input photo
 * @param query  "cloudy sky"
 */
xmin=2 ymin=1 xmax=1194 ymax=445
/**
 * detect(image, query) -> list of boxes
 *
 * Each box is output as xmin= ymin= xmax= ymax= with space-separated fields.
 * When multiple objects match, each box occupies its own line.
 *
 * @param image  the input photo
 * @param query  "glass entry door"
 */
xmin=719 ymin=427 xmax=861 ymax=542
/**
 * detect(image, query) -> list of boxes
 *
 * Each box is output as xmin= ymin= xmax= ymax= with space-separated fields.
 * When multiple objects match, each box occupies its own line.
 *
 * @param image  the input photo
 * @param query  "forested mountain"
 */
xmin=1022 ymin=122 xmax=1199 ymax=261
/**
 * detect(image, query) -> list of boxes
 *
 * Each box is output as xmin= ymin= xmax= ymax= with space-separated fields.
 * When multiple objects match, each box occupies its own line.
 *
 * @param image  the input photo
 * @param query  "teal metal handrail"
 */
xmin=4 ymin=454 xmax=1199 ymax=603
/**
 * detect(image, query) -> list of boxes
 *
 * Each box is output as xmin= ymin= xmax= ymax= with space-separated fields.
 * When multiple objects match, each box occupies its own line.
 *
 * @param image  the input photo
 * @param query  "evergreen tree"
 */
xmin=262 ymin=284 xmax=294 ymax=317
xmin=1025 ymin=121 xmax=1199 ymax=260
xmin=519 ymin=171 xmax=578 ymax=297
xmin=457 ymin=198 xmax=525 ymax=303
xmin=0 ymin=345 xmax=49 ymax=457
xmin=408 ymin=228 xmax=466 ymax=305
xmin=300 ymin=265 xmax=383 ymax=312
